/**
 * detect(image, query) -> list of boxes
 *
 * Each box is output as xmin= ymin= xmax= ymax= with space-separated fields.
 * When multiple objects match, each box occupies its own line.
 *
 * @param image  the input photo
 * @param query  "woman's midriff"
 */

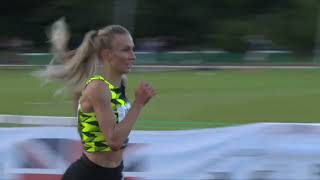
xmin=84 ymin=150 xmax=123 ymax=168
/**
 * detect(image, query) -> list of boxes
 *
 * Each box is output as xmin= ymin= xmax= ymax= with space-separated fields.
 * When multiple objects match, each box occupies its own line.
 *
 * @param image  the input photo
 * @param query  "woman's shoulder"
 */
xmin=84 ymin=79 xmax=111 ymax=99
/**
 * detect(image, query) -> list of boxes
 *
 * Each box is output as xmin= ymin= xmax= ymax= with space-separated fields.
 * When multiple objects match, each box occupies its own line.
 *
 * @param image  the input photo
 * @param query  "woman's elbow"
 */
xmin=108 ymin=140 xmax=122 ymax=151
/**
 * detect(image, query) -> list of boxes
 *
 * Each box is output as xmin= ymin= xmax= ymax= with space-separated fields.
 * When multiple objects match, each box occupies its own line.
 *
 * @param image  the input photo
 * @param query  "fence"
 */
xmin=0 ymin=116 xmax=320 ymax=180
xmin=0 ymin=50 xmax=312 ymax=66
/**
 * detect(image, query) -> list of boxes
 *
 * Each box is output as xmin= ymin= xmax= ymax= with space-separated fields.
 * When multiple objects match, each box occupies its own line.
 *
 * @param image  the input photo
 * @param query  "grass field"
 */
xmin=0 ymin=67 xmax=319 ymax=130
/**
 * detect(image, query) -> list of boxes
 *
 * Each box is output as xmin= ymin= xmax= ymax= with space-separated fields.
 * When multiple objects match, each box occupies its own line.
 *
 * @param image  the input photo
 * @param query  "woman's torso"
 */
xmin=78 ymin=75 xmax=131 ymax=168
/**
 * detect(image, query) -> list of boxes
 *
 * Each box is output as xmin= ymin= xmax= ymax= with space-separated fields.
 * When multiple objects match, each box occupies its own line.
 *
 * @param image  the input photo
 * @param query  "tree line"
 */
xmin=1 ymin=0 xmax=318 ymax=54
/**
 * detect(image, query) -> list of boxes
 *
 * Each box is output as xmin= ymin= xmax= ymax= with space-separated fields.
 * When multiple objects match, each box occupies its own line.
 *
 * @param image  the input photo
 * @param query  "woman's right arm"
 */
xmin=85 ymin=81 xmax=155 ymax=150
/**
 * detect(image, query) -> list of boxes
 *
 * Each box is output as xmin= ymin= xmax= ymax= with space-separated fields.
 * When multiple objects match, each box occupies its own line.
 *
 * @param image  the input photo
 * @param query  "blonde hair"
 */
xmin=38 ymin=18 xmax=129 ymax=94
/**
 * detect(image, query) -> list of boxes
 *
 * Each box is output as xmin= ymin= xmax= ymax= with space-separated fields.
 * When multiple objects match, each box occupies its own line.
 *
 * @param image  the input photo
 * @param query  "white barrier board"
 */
xmin=0 ymin=122 xmax=320 ymax=179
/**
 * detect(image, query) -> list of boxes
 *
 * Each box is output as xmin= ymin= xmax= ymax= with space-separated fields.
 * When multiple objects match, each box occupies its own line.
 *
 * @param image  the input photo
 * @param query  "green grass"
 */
xmin=0 ymin=67 xmax=320 ymax=130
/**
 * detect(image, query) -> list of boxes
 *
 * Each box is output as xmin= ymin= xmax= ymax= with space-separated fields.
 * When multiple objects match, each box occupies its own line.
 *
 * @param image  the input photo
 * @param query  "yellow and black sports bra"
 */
xmin=78 ymin=75 xmax=131 ymax=152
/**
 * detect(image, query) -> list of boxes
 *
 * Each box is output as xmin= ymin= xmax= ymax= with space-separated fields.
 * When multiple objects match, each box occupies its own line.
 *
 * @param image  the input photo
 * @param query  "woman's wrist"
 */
xmin=132 ymin=100 xmax=144 ymax=109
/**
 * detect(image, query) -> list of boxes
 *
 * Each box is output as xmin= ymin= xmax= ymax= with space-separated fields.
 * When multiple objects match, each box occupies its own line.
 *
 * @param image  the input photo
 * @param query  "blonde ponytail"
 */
xmin=49 ymin=17 xmax=70 ymax=60
xmin=36 ymin=18 xmax=130 ymax=95
xmin=37 ymin=18 xmax=100 ymax=94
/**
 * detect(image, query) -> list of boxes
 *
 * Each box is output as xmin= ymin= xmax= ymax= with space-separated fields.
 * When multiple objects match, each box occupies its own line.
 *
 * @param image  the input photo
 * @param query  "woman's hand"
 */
xmin=134 ymin=81 xmax=156 ymax=106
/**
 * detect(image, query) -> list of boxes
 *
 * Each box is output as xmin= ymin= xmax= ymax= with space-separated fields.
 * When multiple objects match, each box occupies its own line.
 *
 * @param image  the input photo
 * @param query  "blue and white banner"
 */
xmin=1 ymin=123 xmax=320 ymax=180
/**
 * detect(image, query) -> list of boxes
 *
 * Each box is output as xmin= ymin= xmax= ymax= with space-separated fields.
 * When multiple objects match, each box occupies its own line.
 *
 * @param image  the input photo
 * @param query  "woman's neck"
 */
xmin=101 ymin=69 xmax=122 ymax=88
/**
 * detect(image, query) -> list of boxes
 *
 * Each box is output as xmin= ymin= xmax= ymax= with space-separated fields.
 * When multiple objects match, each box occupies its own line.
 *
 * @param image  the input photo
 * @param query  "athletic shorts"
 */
xmin=61 ymin=154 xmax=124 ymax=180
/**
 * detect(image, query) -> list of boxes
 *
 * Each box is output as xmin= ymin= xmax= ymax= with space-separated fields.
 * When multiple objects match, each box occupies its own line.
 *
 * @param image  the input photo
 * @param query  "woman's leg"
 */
xmin=61 ymin=158 xmax=90 ymax=180
xmin=62 ymin=154 xmax=124 ymax=180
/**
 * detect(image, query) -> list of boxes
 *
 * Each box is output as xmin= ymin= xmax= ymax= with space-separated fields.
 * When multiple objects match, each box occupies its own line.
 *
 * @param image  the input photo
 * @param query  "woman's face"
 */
xmin=107 ymin=33 xmax=136 ymax=74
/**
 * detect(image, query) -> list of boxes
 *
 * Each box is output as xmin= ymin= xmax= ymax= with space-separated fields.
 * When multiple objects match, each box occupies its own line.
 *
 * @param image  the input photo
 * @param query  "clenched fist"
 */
xmin=134 ymin=81 xmax=156 ymax=106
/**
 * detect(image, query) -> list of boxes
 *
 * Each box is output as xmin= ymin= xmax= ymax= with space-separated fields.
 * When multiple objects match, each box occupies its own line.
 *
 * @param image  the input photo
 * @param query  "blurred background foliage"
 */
xmin=0 ymin=0 xmax=319 ymax=55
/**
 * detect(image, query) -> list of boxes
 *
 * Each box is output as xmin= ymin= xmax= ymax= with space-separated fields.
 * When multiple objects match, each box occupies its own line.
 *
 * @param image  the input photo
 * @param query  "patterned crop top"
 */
xmin=77 ymin=75 xmax=131 ymax=152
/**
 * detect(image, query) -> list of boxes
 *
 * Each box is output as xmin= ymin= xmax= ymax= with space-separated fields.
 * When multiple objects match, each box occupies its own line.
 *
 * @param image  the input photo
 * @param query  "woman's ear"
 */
xmin=100 ymin=49 xmax=111 ymax=62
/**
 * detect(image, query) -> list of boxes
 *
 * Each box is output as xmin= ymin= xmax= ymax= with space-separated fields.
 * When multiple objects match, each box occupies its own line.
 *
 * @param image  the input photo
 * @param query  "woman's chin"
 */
xmin=122 ymin=69 xmax=131 ymax=74
xmin=126 ymin=67 xmax=132 ymax=73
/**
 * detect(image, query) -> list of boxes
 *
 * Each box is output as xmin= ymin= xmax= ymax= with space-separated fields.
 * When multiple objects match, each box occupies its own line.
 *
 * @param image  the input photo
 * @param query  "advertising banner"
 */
xmin=1 ymin=123 xmax=320 ymax=180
